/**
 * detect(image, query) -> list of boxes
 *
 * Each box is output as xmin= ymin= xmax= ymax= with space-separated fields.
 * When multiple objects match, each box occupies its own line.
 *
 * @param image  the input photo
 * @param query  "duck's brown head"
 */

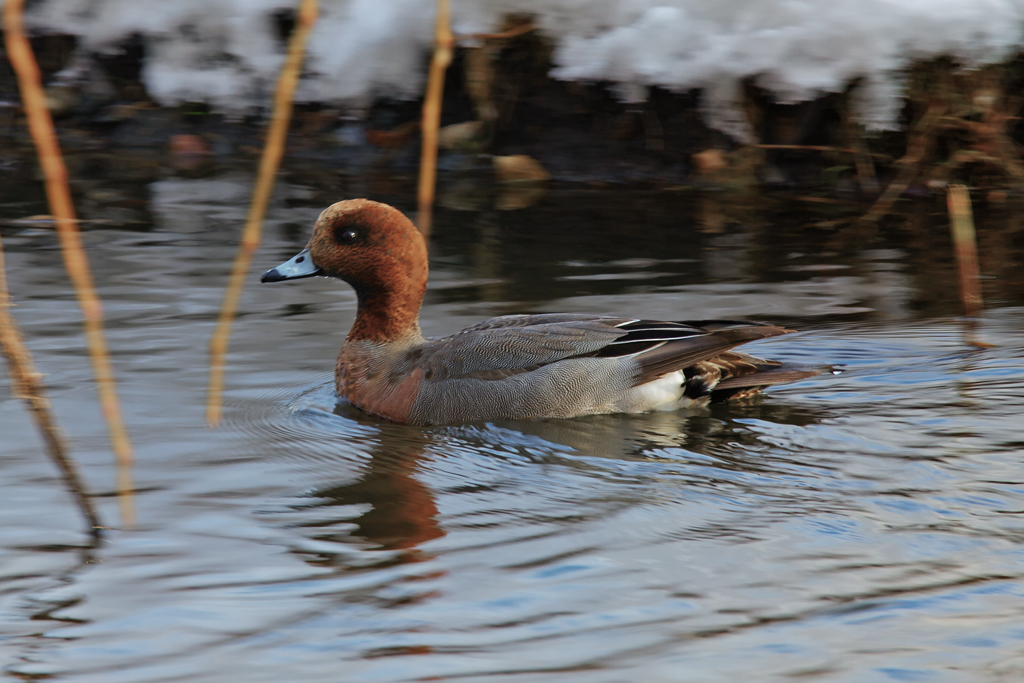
xmin=262 ymin=199 xmax=428 ymax=342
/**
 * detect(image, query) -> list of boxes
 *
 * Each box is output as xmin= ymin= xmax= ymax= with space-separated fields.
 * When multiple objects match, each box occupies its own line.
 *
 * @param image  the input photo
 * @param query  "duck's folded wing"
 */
xmin=420 ymin=317 xmax=633 ymax=380
xmin=457 ymin=313 xmax=632 ymax=333
xmin=419 ymin=317 xmax=792 ymax=384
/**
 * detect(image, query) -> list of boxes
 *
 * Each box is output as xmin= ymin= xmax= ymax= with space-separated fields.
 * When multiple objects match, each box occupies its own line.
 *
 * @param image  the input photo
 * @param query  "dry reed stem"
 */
xmin=0 ymin=232 xmax=103 ymax=539
xmin=207 ymin=0 xmax=318 ymax=426
xmin=4 ymin=0 xmax=134 ymax=527
xmin=416 ymin=0 xmax=454 ymax=237
xmin=946 ymin=185 xmax=982 ymax=317
xmin=946 ymin=185 xmax=992 ymax=348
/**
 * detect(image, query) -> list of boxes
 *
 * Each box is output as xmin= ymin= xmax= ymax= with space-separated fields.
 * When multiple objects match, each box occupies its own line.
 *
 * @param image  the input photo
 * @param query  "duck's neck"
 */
xmin=347 ymin=280 xmax=424 ymax=344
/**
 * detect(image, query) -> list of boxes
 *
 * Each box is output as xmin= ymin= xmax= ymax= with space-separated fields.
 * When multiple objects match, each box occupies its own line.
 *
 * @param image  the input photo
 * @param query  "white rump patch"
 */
xmin=613 ymin=371 xmax=697 ymax=413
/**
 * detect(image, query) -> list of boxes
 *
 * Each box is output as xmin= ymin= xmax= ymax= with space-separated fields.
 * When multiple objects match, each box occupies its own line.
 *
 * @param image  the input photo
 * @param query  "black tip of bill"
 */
xmin=260 ymin=248 xmax=322 ymax=283
xmin=260 ymin=268 xmax=287 ymax=283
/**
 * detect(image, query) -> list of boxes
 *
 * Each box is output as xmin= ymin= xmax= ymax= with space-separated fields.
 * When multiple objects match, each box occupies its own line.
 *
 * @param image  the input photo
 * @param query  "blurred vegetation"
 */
xmin=4 ymin=22 xmax=1024 ymax=203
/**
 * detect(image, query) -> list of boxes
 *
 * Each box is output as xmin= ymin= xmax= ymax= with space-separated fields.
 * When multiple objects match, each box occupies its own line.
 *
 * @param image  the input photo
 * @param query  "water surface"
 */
xmin=2 ymin=164 xmax=1024 ymax=682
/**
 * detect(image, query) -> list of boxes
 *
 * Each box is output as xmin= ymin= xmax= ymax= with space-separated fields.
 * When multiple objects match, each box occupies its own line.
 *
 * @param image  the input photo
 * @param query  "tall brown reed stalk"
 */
xmin=416 ymin=0 xmax=453 ymax=237
xmin=946 ymin=184 xmax=982 ymax=317
xmin=207 ymin=0 xmax=319 ymax=426
xmin=946 ymin=184 xmax=993 ymax=348
xmin=4 ymin=0 xmax=133 ymax=526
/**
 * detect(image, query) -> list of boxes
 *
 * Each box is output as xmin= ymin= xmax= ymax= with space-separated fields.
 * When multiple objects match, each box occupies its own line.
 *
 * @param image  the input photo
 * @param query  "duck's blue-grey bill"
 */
xmin=261 ymin=248 xmax=322 ymax=283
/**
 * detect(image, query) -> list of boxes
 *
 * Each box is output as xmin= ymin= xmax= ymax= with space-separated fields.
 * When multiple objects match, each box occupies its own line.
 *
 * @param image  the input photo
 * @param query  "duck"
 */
xmin=261 ymin=199 xmax=822 ymax=425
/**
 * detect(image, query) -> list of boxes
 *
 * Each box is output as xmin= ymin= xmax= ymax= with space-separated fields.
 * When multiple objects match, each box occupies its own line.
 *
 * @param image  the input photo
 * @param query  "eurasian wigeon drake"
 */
xmin=262 ymin=199 xmax=822 ymax=425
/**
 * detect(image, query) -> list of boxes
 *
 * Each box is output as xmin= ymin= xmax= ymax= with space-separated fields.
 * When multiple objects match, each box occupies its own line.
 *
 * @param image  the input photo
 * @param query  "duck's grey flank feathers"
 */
xmin=395 ymin=316 xmax=801 ymax=424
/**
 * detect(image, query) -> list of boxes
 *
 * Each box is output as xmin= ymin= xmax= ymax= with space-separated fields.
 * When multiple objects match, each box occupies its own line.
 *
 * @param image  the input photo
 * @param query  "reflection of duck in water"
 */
xmin=263 ymin=200 xmax=825 ymax=425
xmin=483 ymin=390 xmax=828 ymax=463
xmin=298 ymin=422 xmax=444 ymax=559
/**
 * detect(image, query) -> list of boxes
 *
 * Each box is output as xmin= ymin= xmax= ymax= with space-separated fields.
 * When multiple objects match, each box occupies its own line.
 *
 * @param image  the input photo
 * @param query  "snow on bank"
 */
xmin=18 ymin=0 xmax=1024 ymax=139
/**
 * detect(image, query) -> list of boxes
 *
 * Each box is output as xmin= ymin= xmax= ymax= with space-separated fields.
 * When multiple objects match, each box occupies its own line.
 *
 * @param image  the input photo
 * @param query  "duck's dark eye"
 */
xmin=338 ymin=229 xmax=357 ymax=244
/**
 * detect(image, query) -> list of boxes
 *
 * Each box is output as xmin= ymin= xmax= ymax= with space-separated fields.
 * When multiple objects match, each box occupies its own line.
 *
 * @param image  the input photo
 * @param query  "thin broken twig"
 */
xmin=459 ymin=21 xmax=536 ymax=42
xmin=753 ymin=144 xmax=892 ymax=160
xmin=0 ymin=225 xmax=103 ymax=539
xmin=862 ymin=104 xmax=944 ymax=223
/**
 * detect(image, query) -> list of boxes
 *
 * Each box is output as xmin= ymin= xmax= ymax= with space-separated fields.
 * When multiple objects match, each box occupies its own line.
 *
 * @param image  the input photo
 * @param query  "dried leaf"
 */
xmin=492 ymin=154 xmax=549 ymax=183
